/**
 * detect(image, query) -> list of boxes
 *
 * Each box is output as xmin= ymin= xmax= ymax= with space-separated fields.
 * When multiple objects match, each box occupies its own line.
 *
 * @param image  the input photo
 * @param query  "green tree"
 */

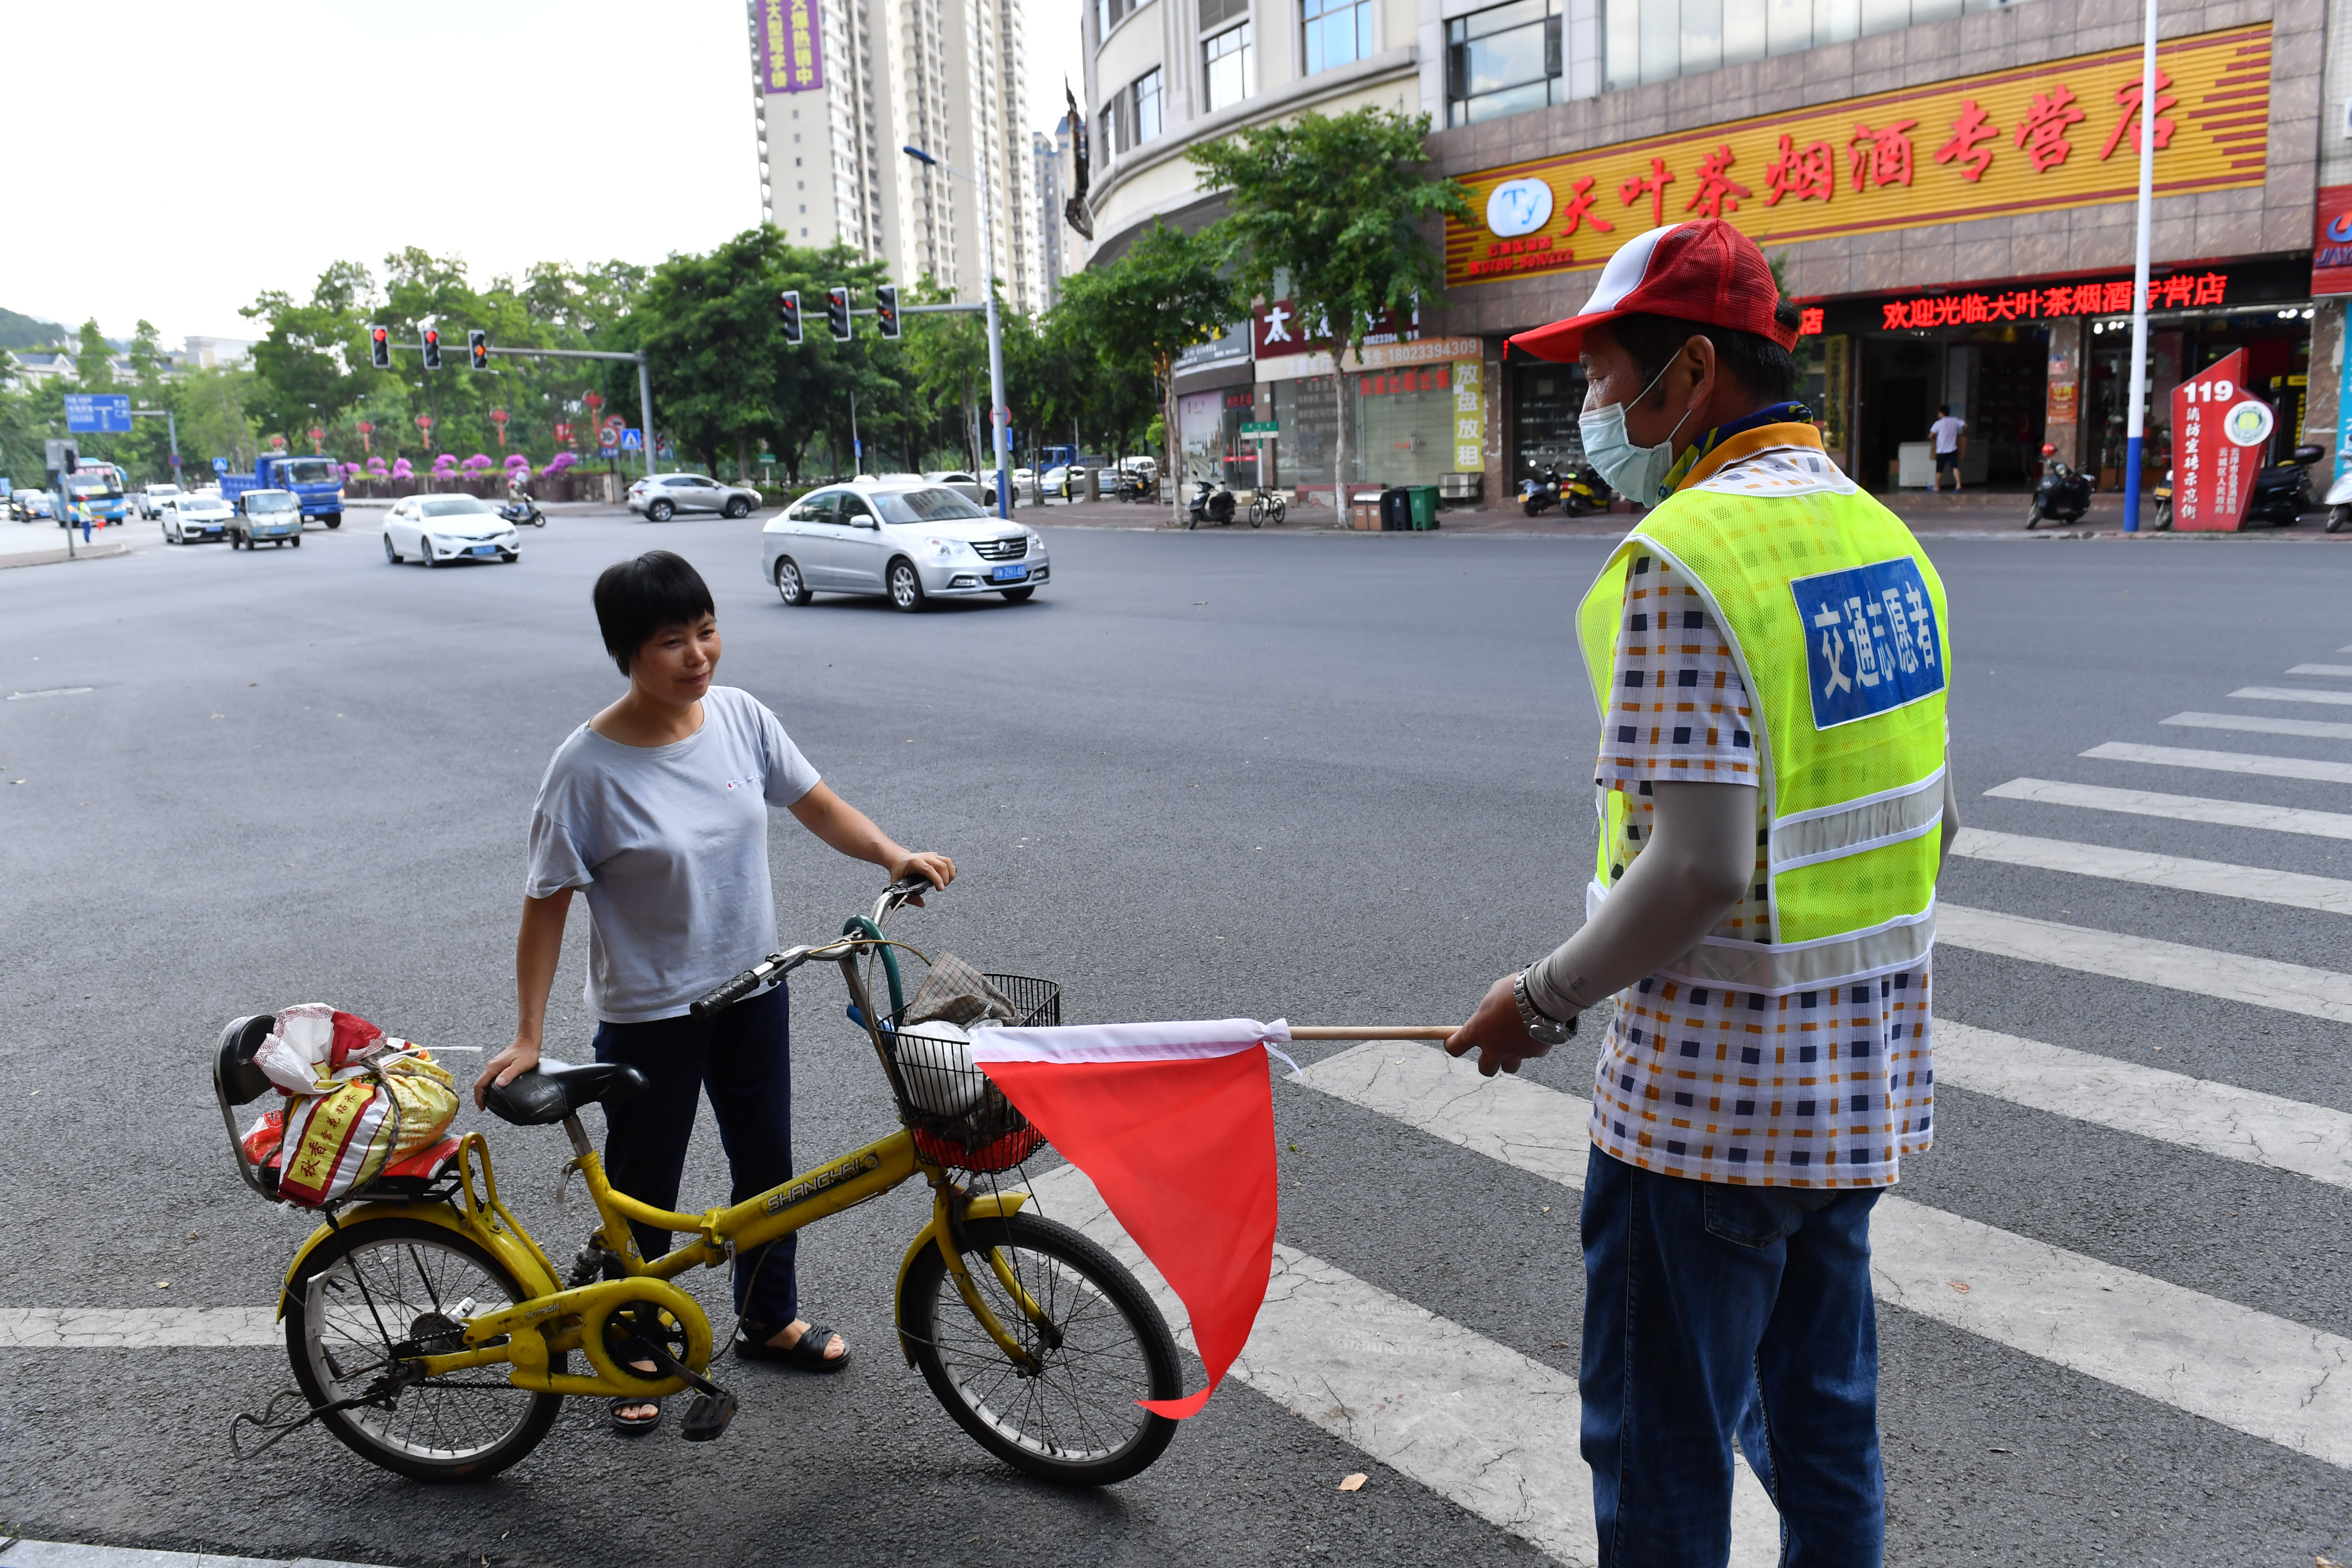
xmin=1190 ymin=106 xmax=1471 ymax=511
xmin=1054 ymin=222 xmax=1238 ymax=518
xmin=242 ymin=260 xmax=376 ymax=442
xmin=74 ymin=319 xmax=114 ymax=390
xmin=177 ymin=366 xmax=262 ymax=474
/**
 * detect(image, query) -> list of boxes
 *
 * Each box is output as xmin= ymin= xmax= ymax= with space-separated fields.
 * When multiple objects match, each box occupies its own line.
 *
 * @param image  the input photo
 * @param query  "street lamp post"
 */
xmin=2121 ymin=0 xmax=2160 ymax=533
xmin=902 ymin=144 xmax=1011 ymax=520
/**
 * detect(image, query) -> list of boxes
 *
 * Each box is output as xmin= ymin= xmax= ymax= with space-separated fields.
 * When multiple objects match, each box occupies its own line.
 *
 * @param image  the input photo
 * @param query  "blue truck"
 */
xmin=219 ymin=454 xmax=343 ymax=529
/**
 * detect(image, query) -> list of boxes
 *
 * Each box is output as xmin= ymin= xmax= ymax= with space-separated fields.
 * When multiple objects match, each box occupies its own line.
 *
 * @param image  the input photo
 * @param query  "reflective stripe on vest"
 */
xmin=1576 ymin=481 xmax=1952 ymax=996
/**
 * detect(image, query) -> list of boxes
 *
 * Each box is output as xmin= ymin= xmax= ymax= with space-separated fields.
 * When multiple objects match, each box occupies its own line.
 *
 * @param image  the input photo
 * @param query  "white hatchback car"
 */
xmin=383 ymin=493 xmax=521 ymax=566
xmin=761 ymin=481 xmax=1049 ymax=611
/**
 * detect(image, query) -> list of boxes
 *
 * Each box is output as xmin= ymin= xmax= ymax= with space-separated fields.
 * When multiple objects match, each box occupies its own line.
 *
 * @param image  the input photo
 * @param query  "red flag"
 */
xmin=973 ymin=1019 xmax=1289 ymax=1418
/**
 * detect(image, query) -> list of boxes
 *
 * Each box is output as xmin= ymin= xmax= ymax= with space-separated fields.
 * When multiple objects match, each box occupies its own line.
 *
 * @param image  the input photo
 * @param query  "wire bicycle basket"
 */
xmin=882 ymin=973 xmax=1056 ymax=1173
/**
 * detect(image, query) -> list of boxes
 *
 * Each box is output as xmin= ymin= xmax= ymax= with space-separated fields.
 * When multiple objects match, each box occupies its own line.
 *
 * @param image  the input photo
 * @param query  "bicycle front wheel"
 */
xmin=900 ymin=1211 xmax=1180 ymax=1486
xmin=285 ymin=1217 xmax=562 ymax=1482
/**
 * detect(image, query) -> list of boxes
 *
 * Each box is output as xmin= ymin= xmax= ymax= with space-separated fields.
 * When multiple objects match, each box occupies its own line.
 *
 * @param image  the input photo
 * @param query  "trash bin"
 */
xmin=1378 ymin=486 xmax=1411 ymax=531
xmin=1406 ymin=485 xmax=1440 ymax=530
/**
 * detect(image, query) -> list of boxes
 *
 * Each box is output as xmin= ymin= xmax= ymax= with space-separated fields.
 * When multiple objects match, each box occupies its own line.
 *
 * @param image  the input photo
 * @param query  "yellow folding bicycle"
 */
xmin=215 ymin=879 xmax=1182 ymax=1485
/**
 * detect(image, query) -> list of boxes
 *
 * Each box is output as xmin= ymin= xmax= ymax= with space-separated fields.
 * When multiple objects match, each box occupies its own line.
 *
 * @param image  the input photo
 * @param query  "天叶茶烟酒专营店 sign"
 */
xmin=1444 ymin=22 xmax=2271 ymax=289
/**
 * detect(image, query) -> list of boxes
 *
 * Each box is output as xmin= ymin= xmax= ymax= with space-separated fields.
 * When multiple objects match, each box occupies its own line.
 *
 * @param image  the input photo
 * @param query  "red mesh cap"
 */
xmin=1508 ymin=220 xmax=1797 ymax=363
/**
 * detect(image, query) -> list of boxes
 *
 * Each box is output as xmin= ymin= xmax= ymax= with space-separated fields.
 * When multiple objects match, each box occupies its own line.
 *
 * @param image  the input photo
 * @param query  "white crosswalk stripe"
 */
xmin=2285 ymin=664 xmax=2352 ymax=678
xmin=1938 ymin=904 xmax=2352 ymax=1024
xmin=1296 ymin=1043 xmax=2352 ymax=1471
xmin=2230 ymin=685 xmax=2352 ymax=708
xmin=2163 ymin=710 xmax=2352 ymax=742
xmin=2077 ymin=740 xmax=2352 ymax=785
xmin=1950 ymin=827 xmax=2352 ymax=914
xmin=0 ymin=1308 xmax=276 ymax=1348
xmin=1026 ymin=1163 xmax=1786 ymax=1567
xmin=1933 ymin=1020 xmax=2352 ymax=1190
xmin=1982 ymin=777 xmax=2352 ymax=839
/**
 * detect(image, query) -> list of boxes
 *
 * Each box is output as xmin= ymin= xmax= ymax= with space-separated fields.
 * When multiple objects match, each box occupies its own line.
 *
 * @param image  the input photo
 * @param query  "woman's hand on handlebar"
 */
xmin=887 ymin=852 xmax=956 ymax=906
xmin=474 ymin=1035 xmax=541 ymax=1109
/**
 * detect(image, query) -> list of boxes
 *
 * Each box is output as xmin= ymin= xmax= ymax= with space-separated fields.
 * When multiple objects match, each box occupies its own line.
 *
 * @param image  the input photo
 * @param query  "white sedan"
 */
xmin=383 ymin=493 xmax=521 ymax=566
xmin=162 ymin=493 xmax=234 ymax=543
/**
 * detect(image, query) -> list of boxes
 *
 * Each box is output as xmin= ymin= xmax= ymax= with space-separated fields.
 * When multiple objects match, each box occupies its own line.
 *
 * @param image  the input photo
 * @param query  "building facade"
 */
xmin=750 ymin=0 xmax=1048 ymax=314
xmin=1079 ymin=0 xmax=2327 ymax=507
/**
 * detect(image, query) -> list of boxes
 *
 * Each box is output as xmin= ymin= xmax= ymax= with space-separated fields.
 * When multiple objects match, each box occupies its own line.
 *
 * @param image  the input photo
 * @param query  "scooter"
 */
xmin=2324 ymin=450 xmax=2352 ymax=534
xmin=2025 ymin=443 xmax=2092 ymax=530
xmin=1563 ymin=463 xmax=1614 ymax=517
xmin=498 ymin=496 xmax=547 ymax=528
xmin=1520 ymin=465 xmax=1561 ymax=517
xmin=1112 ymin=468 xmax=1156 ymax=503
xmin=2243 ymin=444 xmax=2325 ymax=528
xmin=1186 ymin=479 xmax=1237 ymax=529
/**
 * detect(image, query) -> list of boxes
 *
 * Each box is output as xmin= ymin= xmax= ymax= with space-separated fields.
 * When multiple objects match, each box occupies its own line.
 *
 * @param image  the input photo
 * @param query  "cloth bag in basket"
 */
xmin=244 ymin=1004 xmax=458 ymax=1206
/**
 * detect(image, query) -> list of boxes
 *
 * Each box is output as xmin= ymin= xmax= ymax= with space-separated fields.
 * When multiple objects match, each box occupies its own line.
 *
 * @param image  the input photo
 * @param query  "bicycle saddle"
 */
xmin=482 ymin=1060 xmax=648 ymax=1126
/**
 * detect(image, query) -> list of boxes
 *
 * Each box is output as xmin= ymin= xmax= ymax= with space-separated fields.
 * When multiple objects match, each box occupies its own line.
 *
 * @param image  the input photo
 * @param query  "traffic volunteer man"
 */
xmin=1446 ymin=219 xmax=1959 ymax=1567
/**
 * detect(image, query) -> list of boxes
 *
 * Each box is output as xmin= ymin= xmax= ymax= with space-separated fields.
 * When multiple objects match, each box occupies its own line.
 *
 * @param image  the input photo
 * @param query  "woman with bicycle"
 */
xmin=474 ymin=549 xmax=954 ymax=1434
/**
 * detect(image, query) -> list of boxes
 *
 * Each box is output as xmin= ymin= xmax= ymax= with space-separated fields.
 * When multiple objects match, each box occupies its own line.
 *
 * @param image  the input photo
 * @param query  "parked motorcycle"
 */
xmin=1520 ymin=464 xmax=1561 ymax=517
xmin=1187 ymin=479 xmax=1237 ymax=529
xmin=1563 ymin=463 xmax=1614 ymax=517
xmin=2324 ymin=449 xmax=2352 ymax=534
xmin=2025 ymin=443 xmax=2092 ymax=530
xmin=497 ymin=497 xmax=547 ymax=528
xmin=2242 ymin=444 xmax=2325 ymax=528
xmin=1113 ymin=468 xmax=1156 ymax=503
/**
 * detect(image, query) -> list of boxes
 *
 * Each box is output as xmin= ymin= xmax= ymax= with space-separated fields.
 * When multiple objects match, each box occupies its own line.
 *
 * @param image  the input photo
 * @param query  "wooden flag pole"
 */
xmin=1286 ymin=1026 xmax=1461 ymax=1040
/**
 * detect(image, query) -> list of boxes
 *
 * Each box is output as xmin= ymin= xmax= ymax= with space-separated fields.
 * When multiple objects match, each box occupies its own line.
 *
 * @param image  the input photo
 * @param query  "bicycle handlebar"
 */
xmin=690 ymin=943 xmax=819 ymax=1019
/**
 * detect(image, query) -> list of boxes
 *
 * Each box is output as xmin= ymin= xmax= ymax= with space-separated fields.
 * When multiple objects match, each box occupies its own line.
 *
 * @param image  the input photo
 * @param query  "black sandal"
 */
xmin=735 ymin=1323 xmax=852 ymax=1373
xmin=606 ymin=1395 xmax=663 ymax=1435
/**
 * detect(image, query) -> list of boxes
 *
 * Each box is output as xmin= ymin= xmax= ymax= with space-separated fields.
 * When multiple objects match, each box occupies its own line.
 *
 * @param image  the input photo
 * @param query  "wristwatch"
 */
xmin=1512 ymin=970 xmax=1577 ymax=1046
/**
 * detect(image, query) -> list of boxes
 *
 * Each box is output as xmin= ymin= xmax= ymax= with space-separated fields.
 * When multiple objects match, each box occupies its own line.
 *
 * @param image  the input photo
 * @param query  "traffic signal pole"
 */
xmin=378 ymin=338 xmax=656 ymax=479
xmin=900 ymin=143 xmax=1011 ymax=518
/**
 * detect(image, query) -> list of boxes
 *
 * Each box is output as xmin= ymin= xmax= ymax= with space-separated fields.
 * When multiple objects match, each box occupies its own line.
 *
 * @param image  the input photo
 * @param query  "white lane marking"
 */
xmin=5 ymin=687 xmax=94 ymax=701
xmin=2078 ymin=740 xmax=2352 ymax=785
xmin=1934 ymin=1020 xmax=2352 ymax=1190
xmin=1982 ymin=777 xmax=2352 ymax=840
xmin=2286 ymin=664 xmax=2352 ymax=678
xmin=0 ymin=1307 xmax=277 ymax=1348
xmin=2232 ymin=686 xmax=2352 ymax=708
xmin=1298 ymin=1043 xmax=2352 ymax=1471
xmin=1950 ymin=828 xmax=2352 ymax=915
xmin=1025 ymin=1162 xmax=1784 ymax=1567
xmin=2163 ymin=710 xmax=2352 ymax=742
xmin=1939 ymin=904 xmax=2352 ymax=1026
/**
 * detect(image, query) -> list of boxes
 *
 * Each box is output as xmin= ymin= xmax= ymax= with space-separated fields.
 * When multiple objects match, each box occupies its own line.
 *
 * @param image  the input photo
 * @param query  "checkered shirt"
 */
xmin=1585 ymin=520 xmax=1935 ymax=1189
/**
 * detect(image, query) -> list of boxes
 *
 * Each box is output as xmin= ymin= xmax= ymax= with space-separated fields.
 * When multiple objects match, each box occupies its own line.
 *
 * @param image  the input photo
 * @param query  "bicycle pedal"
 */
xmin=680 ymin=1388 xmax=738 ymax=1442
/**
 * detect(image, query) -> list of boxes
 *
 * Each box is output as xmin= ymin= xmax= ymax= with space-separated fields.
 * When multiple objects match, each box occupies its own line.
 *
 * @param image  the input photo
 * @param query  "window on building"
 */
xmin=1603 ymin=0 xmax=2039 ymax=93
xmin=1204 ymin=20 xmax=1253 ymax=112
xmin=1446 ymin=0 xmax=1560 ymax=127
xmin=1302 ymin=0 xmax=1372 ymax=74
xmin=1100 ymin=68 xmax=1165 ymax=155
xmin=1097 ymin=0 xmax=1137 ymax=35
xmin=1135 ymin=66 xmax=1163 ymax=141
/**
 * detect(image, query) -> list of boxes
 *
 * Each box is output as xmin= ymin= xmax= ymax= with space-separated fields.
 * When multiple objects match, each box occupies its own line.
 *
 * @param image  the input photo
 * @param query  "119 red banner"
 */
xmin=2169 ymin=348 xmax=2271 ymax=532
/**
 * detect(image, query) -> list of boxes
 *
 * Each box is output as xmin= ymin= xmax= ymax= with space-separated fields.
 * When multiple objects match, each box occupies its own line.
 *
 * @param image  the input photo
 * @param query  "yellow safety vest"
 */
xmin=1575 ymin=432 xmax=1953 ymax=994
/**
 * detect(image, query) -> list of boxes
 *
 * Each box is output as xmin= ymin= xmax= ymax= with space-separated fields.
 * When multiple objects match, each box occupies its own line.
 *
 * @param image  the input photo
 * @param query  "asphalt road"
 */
xmin=3 ymin=508 xmax=2349 ymax=1566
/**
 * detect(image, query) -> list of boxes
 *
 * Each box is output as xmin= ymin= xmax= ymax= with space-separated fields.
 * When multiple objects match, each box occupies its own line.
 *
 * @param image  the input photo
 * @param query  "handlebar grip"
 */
xmin=691 ymin=965 xmax=767 ymax=1019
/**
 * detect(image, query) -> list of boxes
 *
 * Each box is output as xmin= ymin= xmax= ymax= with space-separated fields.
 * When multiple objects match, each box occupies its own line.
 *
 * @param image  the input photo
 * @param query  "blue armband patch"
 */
xmin=1789 ymin=556 xmax=1944 ymax=730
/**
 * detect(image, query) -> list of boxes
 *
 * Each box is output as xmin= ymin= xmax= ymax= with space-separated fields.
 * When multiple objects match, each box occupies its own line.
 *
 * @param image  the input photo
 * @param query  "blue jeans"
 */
xmin=1580 ymin=1147 xmax=1885 ymax=1568
xmin=591 ymin=983 xmax=799 ymax=1333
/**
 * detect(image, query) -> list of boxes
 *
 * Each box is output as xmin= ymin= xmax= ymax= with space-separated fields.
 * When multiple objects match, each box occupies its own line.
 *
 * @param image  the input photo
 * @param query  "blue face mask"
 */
xmin=1579 ymin=360 xmax=1695 ymax=506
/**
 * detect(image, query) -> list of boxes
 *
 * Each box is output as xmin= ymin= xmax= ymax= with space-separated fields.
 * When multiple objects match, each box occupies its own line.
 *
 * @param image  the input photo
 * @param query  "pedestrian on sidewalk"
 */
xmin=1929 ymin=405 xmax=1967 ymax=492
xmin=474 ymin=549 xmax=956 ymax=1435
xmin=1444 ymin=219 xmax=1960 ymax=1568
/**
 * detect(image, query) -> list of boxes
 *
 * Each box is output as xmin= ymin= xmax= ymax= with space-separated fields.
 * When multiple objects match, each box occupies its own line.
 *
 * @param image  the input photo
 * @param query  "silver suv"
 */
xmin=626 ymin=472 xmax=761 ymax=521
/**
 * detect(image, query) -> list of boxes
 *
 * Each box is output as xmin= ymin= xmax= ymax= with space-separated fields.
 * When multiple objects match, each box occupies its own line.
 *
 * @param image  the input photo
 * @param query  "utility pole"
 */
xmin=2121 ymin=0 xmax=2159 ymax=533
xmin=901 ymin=143 xmax=1012 ymax=519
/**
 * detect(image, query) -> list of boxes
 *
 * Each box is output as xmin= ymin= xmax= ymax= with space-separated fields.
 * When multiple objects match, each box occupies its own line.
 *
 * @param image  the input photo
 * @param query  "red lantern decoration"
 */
xmin=358 ymin=420 xmax=375 ymax=453
xmin=489 ymin=407 xmax=509 ymax=449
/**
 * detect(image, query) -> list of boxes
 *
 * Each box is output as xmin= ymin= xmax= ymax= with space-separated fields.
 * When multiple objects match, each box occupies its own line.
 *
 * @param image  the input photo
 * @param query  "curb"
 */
xmin=0 ymin=1541 xmax=396 ymax=1568
xmin=0 ymin=542 xmax=133 ymax=571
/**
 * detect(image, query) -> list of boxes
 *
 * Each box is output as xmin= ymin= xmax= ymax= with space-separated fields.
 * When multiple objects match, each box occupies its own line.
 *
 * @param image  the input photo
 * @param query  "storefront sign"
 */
xmin=1445 ymin=23 xmax=2271 ymax=289
xmin=1253 ymin=300 xmax=1419 ymax=360
xmin=1255 ymin=334 xmax=1483 ymax=384
xmin=1453 ymin=362 xmax=1484 ymax=472
xmin=2170 ymin=348 xmax=2263 ymax=531
xmin=2313 ymin=184 xmax=2352 ymax=296
xmin=2046 ymin=380 xmax=2078 ymax=424
xmin=1240 ymin=420 xmax=1278 ymax=438
xmin=759 ymin=0 xmax=824 ymax=93
xmin=1178 ymin=321 xmax=1252 ymax=374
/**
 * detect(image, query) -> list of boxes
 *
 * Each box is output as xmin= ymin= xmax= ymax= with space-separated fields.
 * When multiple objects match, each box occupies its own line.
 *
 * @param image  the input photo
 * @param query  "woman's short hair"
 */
xmin=593 ymin=550 xmax=716 ymax=675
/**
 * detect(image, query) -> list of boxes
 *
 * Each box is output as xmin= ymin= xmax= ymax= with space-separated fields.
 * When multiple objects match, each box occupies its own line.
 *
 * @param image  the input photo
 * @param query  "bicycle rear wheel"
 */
xmin=900 ymin=1211 xmax=1180 ymax=1486
xmin=284 ymin=1217 xmax=562 ymax=1482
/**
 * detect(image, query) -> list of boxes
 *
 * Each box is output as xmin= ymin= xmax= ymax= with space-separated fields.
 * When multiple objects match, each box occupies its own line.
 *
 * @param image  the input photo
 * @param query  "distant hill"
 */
xmin=0 ymin=306 xmax=67 ymax=351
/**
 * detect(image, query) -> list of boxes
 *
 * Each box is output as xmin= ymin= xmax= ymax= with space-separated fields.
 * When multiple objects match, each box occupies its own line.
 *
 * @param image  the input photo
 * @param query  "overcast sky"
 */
xmin=11 ymin=0 xmax=1086 ymax=346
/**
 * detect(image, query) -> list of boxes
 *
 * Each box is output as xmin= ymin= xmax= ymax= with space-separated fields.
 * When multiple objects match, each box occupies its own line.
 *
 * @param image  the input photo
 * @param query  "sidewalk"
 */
xmin=0 ymin=1540 xmax=393 ymax=1568
xmin=0 ymin=520 xmax=135 ymax=569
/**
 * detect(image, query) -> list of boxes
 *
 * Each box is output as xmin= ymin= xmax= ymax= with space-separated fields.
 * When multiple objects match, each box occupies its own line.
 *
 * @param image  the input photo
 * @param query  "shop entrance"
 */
xmin=1510 ymin=360 xmax=1586 ymax=485
xmin=1857 ymin=328 xmax=2048 ymax=491
xmin=2085 ymin=310 xmax=2313 ymax=490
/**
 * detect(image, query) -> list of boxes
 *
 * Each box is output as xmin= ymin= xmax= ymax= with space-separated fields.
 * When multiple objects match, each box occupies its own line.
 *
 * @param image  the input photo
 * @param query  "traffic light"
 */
xmin=369 ymin=325 xmax=390 ymax=368
xmin=422 ymin=327 xmax=442 ymax=370
xmin=875 ymin=284 xmax=901 ymax=340
xmin=779 ymin=289 xmax=802 ymax=346
xmin=827 ymin=284 xmax=852 ymax=342
xmin=468 ymin=330 xmax=488 ymax=371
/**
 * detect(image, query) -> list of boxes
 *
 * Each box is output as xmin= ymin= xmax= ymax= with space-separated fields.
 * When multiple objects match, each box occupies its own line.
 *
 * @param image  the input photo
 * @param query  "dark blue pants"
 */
xmin=591 ymin=983 xmax=798 ymax=1333
xmin=1580 ymin=1147 xmax=1885 ymax=1568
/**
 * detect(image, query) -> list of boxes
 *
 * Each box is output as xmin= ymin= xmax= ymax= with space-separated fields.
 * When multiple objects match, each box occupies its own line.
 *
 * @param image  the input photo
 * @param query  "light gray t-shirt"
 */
xmin=525 ymin=685 xmax=821 ymax=1023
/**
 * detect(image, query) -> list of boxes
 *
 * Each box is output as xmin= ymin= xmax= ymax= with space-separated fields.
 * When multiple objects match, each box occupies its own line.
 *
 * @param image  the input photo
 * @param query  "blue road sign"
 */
xmin=619 ymin=428 xmax=644 ymax=452
xmin=212 ymin=457 xmax=230 ymax=474
xmin=64 ymin=393 xmax=133 ymax=434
